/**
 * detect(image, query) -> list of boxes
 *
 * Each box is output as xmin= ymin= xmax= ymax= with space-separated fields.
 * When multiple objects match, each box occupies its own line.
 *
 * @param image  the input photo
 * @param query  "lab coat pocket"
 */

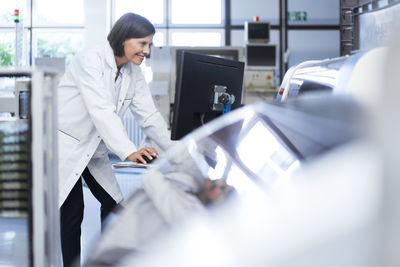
xmin=119 ymin=99 xmax=131 ymax=116
xmin=58 ymin=129 xmax=80 ymax=160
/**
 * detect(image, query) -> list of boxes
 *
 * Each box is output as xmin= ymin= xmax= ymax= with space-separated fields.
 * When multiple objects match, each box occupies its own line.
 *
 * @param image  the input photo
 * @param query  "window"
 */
xmin=32 ymin=29 xmax=83 ymax=63
xmin=0 ymin=0 xmax=30 ymax=66
xmin=34 ymin=0 xmax=84 ymax=25
xmin=31 ymin=0 xmax=85 ymax=64
xmin=1 ymin=0 xmax=85 ymax=66
xmin=0 ymin=1 xmax=18 ymax=26
xmin=114 ymin=0 xmax=224 ymax=46
xmin=0 ymin=0 xmax=31 ymax=27
xmin=170 ymin=0 xmax=222 ymax=25
xmin=1 ymin=0 xmax=229 ymax=67
xmin=0 ymin=30 xmax=15 ymax=66
xmin=114 ymin=0 xmax=165 ymax=25
xmin=153 ymin=31 xmax=166 ymax=47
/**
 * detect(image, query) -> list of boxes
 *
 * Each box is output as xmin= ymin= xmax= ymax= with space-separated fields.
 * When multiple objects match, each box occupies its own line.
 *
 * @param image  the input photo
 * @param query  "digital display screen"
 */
xmin=247 ymin=23 xmax=270 ymax=41
xmin=246 ymin=45 xmax=276 ymax=67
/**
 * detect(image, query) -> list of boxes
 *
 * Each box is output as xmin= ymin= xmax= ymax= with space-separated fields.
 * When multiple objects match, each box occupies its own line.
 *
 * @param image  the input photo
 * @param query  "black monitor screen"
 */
xmin=248 ymin=22 xmax=270 ymax=41
xmin=171 ymin=51 xmax=245 ymax=140
xmin=246 ymin=45 xmax=276 ymax=67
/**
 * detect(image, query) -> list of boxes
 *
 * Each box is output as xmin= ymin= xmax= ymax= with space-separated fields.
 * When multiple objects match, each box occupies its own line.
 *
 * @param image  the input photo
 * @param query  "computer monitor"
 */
xmin=169 ymin=47 xmax=244 ymax=103
xmin=171 ymin=51 xmax=245 ymax=140
xmin=245 ymin=44 xmax=276 ymax=68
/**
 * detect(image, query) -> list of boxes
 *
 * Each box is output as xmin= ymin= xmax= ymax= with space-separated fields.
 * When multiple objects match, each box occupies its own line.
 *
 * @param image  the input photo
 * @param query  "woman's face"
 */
xmin=122 ymin=34 xmax=153 ymax=65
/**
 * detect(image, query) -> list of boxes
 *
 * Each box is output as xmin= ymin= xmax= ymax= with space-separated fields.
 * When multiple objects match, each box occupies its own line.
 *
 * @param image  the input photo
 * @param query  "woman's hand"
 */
xmin=127 ymin=147 xmax=158 ymax=164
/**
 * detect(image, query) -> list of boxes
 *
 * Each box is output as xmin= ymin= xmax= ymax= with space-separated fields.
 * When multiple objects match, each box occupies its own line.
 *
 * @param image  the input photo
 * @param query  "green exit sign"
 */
xmin=288 ymin=11 xmax=307 ymax=21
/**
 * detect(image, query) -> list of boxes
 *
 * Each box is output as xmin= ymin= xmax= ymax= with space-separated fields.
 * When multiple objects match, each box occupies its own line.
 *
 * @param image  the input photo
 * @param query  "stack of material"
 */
xmin=0 ymin=120 xmax=29 ymax=217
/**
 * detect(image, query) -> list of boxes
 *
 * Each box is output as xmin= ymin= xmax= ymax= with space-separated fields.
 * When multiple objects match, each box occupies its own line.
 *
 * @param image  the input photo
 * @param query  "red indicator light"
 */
xmin=279 ymin=88 xmax=284 ymax=95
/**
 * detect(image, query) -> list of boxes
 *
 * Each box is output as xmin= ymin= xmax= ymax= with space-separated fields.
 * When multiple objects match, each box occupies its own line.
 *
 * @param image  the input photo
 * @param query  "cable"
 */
xmin=200 ymin=113 xmax=205 ymax=125
xmin=280 ymin=59 xmax=327 ymax=103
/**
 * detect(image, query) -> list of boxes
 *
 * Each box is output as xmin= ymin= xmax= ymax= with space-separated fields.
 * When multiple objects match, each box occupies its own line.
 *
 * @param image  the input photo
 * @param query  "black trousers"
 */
xmin=60 ymin=167 xmax=117 ymax=267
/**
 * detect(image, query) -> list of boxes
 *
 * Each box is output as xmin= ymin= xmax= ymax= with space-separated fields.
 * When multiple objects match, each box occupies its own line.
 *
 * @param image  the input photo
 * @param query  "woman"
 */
xmin=57 ymin=13 xmax=172 ymax=267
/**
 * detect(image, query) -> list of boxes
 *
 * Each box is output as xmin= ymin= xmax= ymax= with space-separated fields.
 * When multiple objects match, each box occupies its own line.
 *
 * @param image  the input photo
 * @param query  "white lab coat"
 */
xmin=57 ymin=42 xmax=172 ymax=207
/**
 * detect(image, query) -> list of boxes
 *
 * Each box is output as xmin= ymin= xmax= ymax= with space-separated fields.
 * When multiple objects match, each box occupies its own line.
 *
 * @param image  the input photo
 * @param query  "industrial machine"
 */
xmin=244 ymin=44 xmax=276 ymax=92
xmin=0 ymin=68 xmax=60 ymax=267
xmin=276 ymin=46 xmax=389 ymax=104
xmin=276 ymin=55 xmax=351 ymax=102
xmin=244 ymin=20 xmax=277 ymax=96
xmin=83 ymin=93 xmax=366 ymax=266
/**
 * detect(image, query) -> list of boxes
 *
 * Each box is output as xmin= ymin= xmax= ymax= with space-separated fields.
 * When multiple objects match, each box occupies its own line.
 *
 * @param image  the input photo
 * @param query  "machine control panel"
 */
xmin=244 ymin=69 xmax=276 ymax=92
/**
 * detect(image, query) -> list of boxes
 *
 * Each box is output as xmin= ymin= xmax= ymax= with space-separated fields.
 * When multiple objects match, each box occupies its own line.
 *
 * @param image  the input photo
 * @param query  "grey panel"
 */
xmin=288 ymin=0 xmax=340 ymax=25
xmin=288 ymin=30 xmax=340 ymax=67
xmin=359 ymin=3 xmax=400 ymax=51
xmin=231 ymin=0 xmax=279 ymax=25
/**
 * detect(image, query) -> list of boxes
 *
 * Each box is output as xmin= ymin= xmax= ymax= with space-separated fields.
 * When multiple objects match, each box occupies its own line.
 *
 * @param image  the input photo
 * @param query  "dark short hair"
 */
xmin=107 ymin=13 xmax=155 ymax=57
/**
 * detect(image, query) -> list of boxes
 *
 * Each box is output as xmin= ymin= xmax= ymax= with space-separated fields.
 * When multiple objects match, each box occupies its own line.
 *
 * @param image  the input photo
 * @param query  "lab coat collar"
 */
xmin=104 ymin=42 xmax=132 ymax=75
xmin=118 ymin=64 xmax=131 ymax=76
xmin=116 ymin=66 xmax=130 ymax=112
xmin=105 ymin=42 xmax=117 ymax=71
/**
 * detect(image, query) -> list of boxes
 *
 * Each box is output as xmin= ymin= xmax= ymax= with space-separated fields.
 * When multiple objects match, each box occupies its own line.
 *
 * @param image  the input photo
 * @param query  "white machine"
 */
xmin=0 ymin=68 xmax=60 ymax=267
xmin=244 ymin=20 xmax=277 ymax=95
xmin=276 ymin=46 xmax=389 ymax=105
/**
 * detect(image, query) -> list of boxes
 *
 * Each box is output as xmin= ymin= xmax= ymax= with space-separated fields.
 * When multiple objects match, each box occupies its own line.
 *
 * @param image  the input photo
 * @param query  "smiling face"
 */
xmin=119 ymin=34 xmax=153 ymax=66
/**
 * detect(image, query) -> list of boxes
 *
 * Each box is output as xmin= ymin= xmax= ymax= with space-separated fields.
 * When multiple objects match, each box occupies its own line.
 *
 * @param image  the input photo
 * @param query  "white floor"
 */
xmin=0 ymin=218 xmax=29 ymax=267
xmin=81 ymin=167 xmax=146 ymax=265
